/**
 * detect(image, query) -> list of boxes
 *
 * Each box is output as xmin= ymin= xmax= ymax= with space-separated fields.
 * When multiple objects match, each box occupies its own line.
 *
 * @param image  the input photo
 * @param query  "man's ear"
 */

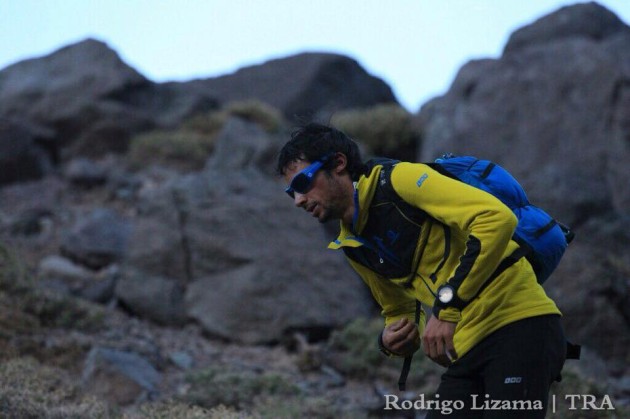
xmin=333 ymin=152 xmax=348 ymax=174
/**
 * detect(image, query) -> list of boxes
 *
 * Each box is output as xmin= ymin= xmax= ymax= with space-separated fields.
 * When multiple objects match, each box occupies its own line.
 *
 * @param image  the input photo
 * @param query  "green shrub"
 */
xmin=331 ymin=104 xmax=420 ymax=161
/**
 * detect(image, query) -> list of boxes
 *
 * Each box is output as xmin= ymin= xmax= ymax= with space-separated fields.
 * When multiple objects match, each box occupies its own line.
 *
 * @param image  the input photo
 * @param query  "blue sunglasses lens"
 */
xmin=285 ymin=157 xmax=329 ymax=198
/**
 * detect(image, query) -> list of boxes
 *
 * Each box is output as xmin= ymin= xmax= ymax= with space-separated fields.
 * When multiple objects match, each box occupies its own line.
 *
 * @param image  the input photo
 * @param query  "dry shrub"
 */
xmin=182 ymin=366 xmax=299 ymax=410
xmin=123 ymin=401 xmax=244 ymax=419
xmin=331 ymin=103 xmax=420 ymax=161
xmin=181 ymin=111 xmax=228 ymax=136
xmin=127 ymin=130 xmax=215 ymax=172
xmin=0 ymin=242 xmax=31 ymax=292
xmin=225 ymin=100 xmax=284 ymax=133
xmin=0 ymin=357 xmax=109 ymax=418
xmin=325 ymin=317 xmax=386 ymax=378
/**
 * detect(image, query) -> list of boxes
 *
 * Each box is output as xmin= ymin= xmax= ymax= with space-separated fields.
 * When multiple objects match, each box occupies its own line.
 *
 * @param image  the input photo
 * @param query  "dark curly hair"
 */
xmin=276 ymin=123 xmax=367 ymax=181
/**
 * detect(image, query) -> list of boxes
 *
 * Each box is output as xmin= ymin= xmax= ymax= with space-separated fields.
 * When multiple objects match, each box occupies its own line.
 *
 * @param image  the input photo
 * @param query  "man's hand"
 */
xmin=381 ymin=318 xmax=420 ymax=357
xmin=422 ymin=315 xmax=458 ymax=367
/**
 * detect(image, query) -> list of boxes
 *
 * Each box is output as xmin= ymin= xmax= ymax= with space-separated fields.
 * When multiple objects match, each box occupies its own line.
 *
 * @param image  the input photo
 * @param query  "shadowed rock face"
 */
xmin=416 ymin=2 xmax=630 ymax=359
xmin=117 ymin=118 xmax=375 ymax=343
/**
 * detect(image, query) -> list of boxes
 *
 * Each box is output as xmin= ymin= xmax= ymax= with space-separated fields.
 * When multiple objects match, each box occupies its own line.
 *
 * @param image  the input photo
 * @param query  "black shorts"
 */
xmin=427 ymin=314 xmax=566 ymax=419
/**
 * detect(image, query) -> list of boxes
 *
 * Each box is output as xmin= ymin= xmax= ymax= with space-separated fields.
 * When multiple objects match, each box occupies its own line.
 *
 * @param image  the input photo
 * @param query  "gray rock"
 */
xmin=64 ymin=157 xmax=109 ymax=188
xmin=169 ymin=351 xmax=194 ymax=370
xmin=39 ymin=255 xmax=93 ymax=282
xmin=115 ymin=269 xmax=187 ymax=326
xmin=82 ymin=347 xmax=161 ymax=405
xmin=61 ymin=208 xmax=132 ymax=269
xmin=205 ymin=116 xmax=280 ymax=173
xmin=38 ymin=255 xmax=119 ymax=303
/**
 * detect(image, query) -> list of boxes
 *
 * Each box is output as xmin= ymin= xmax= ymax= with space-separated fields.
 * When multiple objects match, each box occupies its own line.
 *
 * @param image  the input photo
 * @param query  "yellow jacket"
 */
xmin=329 ymin=161 xmax=561 ymax=359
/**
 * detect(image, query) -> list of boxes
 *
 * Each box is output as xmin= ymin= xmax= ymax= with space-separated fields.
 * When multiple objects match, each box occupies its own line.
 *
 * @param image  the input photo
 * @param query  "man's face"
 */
xmin=282 ymin=159 xmax=351 ymax=224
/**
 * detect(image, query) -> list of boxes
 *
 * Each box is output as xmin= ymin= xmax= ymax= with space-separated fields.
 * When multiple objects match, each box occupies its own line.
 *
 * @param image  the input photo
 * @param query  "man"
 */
xmin=276 ymin=123 xmax=566 ymax=418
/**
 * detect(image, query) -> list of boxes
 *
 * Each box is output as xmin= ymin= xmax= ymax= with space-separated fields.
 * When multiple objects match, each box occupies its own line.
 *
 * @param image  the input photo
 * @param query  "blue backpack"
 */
xmin=432 ymin=154 xmax=573 ymax=284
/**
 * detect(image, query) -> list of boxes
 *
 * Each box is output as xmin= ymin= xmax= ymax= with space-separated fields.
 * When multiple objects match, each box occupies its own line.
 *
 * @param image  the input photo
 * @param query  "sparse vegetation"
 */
xmin=326 ymin=317 xmax=444 ymax=394
xmin=127 ymin=130 xmax=215 ymax=172
xmin=128 ymin=100 xmax=285 ymax=172
xmin=326 ymin=316 xmax=386 ymax=378
xmin=331 ymin=103 xmax=420 ymax=161
xmin=0 ymin=356 xmax=110 ymax=418
xmin=224 ymin=99 xmax=284 ymax=133
xmin=182 ymin=366 xmax=299 ymax=410
xmin=122 ymin=401 xmax=233 ymax=419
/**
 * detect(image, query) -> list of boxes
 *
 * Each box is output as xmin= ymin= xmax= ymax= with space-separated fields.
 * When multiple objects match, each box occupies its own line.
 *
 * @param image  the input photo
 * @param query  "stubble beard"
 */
xmin=317 ymin=173 xmax=349 ymax=224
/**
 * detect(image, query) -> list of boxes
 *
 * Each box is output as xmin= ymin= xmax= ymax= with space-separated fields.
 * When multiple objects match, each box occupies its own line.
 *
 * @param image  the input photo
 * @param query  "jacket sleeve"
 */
xmin=346 ymin=257 xmax=426 ymax=336
xmin=390 ymin=162 xmax=518 ymax=322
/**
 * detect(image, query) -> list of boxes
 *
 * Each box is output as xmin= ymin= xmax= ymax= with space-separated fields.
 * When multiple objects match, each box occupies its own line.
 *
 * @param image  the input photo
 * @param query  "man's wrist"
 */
xmin=378 ymin=331 xmax=395 ymax=357
xmin=378 ymin=330 xmax=407 ymax=357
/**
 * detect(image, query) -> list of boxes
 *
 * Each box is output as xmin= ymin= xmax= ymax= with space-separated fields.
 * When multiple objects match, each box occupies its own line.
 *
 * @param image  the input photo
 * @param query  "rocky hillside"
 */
xmin=0 ymin=1 xmax=629 ymax=417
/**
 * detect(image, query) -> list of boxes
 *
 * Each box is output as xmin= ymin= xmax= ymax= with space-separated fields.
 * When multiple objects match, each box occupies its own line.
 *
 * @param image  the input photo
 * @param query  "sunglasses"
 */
xmin=285 ymin=153 xmax=334 ymax=198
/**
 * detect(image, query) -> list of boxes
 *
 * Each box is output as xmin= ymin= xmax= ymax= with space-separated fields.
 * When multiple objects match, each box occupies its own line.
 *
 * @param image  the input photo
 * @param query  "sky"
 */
xmin=1 ymin=1 xmax=630 ymax=113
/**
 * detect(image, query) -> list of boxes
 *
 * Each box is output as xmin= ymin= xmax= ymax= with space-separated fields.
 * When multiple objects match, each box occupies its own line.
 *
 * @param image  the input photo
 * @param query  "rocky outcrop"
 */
xmin=0 ymin=40 xmax=397 ymax=187
xmin=191 ymin=52 xmax=397 ymax=122
xmin=417 ymin=2 xmax=630 ymax=360
xmin=0 ymin=39 xmax=159 ymax=157
xmin=504 ymin=1 xmax=630 ymax=54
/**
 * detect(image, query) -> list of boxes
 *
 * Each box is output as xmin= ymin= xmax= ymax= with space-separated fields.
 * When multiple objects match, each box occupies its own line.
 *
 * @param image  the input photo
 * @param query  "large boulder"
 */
xmin=118 ymin=118 xmax=375 ymax=342
xmin=191 ymin=52 xmax=398 ymax=121
xmin=82 ymin=347 xmax=161 ymax=405
xmin=416 ymin=2 xmax=630 ymax=361
xmin=0 ymin=38 xmax=218 ymax=162
xmin=60 ymin=208 xmax=132 ymax=270
xmin=0 ymin=39 xmax=152 ymax=150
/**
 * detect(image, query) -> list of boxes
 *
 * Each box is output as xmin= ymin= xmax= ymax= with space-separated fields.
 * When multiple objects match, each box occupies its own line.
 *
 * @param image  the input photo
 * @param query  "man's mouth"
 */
xmin=307 ymin=203 xmax=319 ymax=216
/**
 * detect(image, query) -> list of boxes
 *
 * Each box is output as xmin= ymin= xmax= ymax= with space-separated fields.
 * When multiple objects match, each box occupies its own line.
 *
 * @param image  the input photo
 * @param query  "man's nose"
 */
xmin=294 ymin=192 xmax=307 ymax=207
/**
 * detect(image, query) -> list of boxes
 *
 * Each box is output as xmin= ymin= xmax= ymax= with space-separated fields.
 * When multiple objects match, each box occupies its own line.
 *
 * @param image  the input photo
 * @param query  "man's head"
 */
xmin=276 ymin=123 xmax=365 ymax=224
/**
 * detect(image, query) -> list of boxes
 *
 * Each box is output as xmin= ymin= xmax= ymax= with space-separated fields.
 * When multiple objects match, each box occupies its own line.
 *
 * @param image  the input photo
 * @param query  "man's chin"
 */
xmin=317 ymin=210 xmax=332 ymax=223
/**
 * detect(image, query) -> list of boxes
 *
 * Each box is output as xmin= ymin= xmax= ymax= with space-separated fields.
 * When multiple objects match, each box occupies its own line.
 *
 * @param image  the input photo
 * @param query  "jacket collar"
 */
xmin=328 ymin=164 xmax=382 ymax=249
